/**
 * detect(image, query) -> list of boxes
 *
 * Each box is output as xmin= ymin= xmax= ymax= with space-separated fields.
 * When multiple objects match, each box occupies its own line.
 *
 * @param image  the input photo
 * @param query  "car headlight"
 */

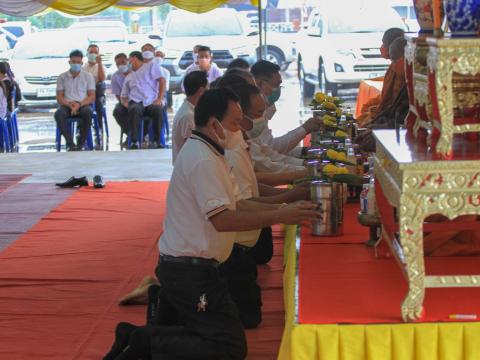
xmin=336 ymin=49 xmax=356 ymax=59
xmin=164 ymin=49 xmax=183 ymax=59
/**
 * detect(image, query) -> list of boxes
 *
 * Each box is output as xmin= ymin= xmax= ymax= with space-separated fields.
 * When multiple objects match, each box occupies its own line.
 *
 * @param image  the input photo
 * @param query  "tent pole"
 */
xmin=263 ymin=6 xmax=267 ymax=60
xmin=258 ymin=0 xmax=263 ymax=60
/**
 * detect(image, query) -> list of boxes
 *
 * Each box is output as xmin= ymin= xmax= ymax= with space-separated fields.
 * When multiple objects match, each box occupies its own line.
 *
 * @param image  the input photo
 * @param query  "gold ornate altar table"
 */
xmin=374 ymin=129 xmax=480 ymax=322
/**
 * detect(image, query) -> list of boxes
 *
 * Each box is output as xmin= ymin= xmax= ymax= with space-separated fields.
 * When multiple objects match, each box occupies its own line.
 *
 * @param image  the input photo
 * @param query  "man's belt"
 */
xmin=161 ymin=254 xmax=219 ymax=268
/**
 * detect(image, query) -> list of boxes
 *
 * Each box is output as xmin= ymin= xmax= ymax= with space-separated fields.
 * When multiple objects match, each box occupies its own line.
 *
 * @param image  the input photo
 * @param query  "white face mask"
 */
xmin=118 ymin=64 xmax=129 ymax=73
xmin=244 ymin=115 xmax=267 ymax=139
xmin=215 ymin=120 xmax=240 ymax=150
xmin=192 ymin=53 xmax=198 ymax=63
xmin=155 ymin=57 xmax=163 ymax=65
xmin=142 ymin=51 xmax=154 ymax=60
xmin=87 ymin=53 xmax=97 ymax=63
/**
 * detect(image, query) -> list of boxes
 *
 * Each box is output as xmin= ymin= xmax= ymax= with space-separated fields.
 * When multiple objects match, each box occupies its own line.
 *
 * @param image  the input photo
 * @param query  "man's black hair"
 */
xmin=184 ymin=71 xmax=208 ymax=96
xmin=141 ymin=43 xmax=155 ymax=51
xmin=227 ymin=58 xmax=250 ymax=71
xmin=69 ymin=49 xmax=84 ymax=59
xmin=216 ymin=74 xmax=249 ymax=89
xmin=230 ymin=83 xmax=261 ymax=112
xmin=129 ymin=51 xmax=143 ymax=61
xmin=114 ymin=53 xmax=127 ymax=61
xmin=87 ymin=44 xmax=99 ymax=51
xmin=251 ymin=60 xmax=280 ymax=80
xmin=194 ymin=88 xmax=240 ymax=127
xmin=197 ymin=45 xmax=212 ymax=55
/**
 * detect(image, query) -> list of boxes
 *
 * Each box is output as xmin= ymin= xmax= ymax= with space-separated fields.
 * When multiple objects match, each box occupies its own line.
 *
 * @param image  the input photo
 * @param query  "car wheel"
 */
xmin=298 ymin=59 xmax=315 ymax=98
xmin=319 ymin=62 xmax=338 ymax=96
xmin=266 ymin=48 xmax=288 ymax=71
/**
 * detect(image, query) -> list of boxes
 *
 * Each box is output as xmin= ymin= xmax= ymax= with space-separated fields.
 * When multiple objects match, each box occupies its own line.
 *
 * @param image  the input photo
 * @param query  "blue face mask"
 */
xmin=266 ymin=87 xmax=281 ymax=105
xmin=70 ymin=63 xmax=82 ymax=73
xmin=118 ymin=64 xmax=129 ymax=73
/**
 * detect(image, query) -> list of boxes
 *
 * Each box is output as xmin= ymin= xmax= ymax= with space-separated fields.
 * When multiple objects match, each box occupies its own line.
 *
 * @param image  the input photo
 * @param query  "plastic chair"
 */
xmin=6 ymin=109 xmax=18 ymax=149
xmin=55 ymin=117 xmax=94 ymax=152
xmin=92 ymin=102 xmax=110 ymax=146
xmin=120 ymin=117 xmax=152 ymax=150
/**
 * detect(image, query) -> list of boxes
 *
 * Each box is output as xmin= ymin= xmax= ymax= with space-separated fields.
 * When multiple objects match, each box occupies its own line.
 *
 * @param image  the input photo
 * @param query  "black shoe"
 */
xmin=129 ymin=142 xmax=139 ymax=150
xmin=93 ymin=175 xmax=105 ymax=189
xmin=55 ymin=176 xmax=89 ymax=188
xmin=103 ymin=322 xmax=137 ymax=360
xmin=67 ymin=145 xmax=81 ymax=152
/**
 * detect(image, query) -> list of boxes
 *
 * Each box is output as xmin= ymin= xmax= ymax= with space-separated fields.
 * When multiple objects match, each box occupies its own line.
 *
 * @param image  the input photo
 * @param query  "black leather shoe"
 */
xmin=55 ymin=176 xmax=89 ymax=188
xmin=93 ymin=175 xmax=105 ymax=189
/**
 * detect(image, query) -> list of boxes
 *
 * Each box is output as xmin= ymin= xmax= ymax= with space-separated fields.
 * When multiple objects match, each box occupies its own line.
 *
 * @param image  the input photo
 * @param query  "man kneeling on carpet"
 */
xmin=104 ymin=88 xmax=320 ymax=360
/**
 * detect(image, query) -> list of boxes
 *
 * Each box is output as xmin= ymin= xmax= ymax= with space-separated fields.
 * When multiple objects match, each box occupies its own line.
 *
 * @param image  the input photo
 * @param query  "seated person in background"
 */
xmin=111 ymin=53 xmax=131 ymax=138
xmin=357 ymin=27 xmax=405 ymax=128
xmin=251 ymin=60 xmax=322 ymax=155
xmin=141 ymin=43 xmax=169 ymax=147
xmin=355 ymin=37 xmax=409 ymax=153
xmin=184 ymin=44 xmax=202 ymax=73
xmin=227 ymin=57 xmax=251 ymax=72
xmin=185 ymin=45 xmax=223 ymax=84
xmin=83 ymin=44 xmax=107 ymax=146
xmin=120 ymin=51 xmax=164 ymax=149
xmin=0 ymin=76 xmax=7 ymax=121
xmin=154 ymin=49 xmax=172 ymax=140
xmin=0 ymin=62 xmax=21 ymax=112
xmin=171 ymin=71 xmax=208 ymax=163
xmin=54 ymin=50 xmax=95 ymax=151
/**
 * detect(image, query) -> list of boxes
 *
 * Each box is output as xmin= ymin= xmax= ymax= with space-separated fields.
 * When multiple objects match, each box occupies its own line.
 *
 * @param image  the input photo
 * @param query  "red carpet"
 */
xmin=299 ymin=211 xmax=480 ymax=324
xmin=0 ymin=174 xmax=29 ymax=193
xmin=0 ymin=181 xmax=284 ymax=359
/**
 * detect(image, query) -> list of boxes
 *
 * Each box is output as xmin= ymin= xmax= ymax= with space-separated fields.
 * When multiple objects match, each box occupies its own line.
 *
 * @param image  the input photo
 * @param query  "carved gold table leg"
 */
xmin=398 ymin=194 xmax=426 ymax=322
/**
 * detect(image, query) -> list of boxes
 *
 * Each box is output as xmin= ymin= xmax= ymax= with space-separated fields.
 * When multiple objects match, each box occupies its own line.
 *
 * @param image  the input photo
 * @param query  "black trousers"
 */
xmin=144 ymin=260 xmax=248 ymax=360
xmin=249 ymin=227 xmax=273 ymax=265
xmin=127 ymin=101 xmax=162 ymax=143
xmin=54 ymin=105 xmax=92 ymax=148
xmin=113 ymin=102 xmax=129 ymax=135
xmin=219 ymin=244 xmax=262 ymax=329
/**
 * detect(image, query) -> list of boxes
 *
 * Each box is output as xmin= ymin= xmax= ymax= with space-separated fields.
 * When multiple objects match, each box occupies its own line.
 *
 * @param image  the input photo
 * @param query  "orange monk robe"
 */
xmin=357 ymin=57 xmax=406 ymax=128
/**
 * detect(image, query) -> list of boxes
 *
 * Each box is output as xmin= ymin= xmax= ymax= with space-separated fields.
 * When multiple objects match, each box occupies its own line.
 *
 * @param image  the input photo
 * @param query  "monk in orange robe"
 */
xmin=357 ymin=28 xmax=405 ymax=127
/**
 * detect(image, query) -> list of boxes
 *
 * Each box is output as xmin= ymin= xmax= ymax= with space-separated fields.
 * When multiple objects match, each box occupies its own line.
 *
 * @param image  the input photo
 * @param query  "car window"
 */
xmin=166 ymin=12 xmax=243 ymax=37
xmin=12 ymin=33 xmax=88 ymax=60
xmin=1 ymin=26 xmax=24 ymax=37
xmin=393 ymin=6 xmax=408 ymax=18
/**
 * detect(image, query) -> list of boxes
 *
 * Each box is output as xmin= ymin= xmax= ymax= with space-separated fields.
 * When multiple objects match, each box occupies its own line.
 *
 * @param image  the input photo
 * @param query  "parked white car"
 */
xmin=296 ymin=0 xmax=406 ymax=96
xmin=9 ymin=30 xmax=90 ymax=110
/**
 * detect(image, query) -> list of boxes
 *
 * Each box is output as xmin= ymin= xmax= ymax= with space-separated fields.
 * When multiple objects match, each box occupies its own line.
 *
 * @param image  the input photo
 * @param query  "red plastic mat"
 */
xmin=0 ymin=181 xmax=284 ymax=359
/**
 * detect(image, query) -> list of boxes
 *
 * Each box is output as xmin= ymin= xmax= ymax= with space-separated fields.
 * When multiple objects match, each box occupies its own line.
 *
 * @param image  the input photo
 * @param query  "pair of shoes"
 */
xmin=55 ymin=176 xmax=88 ymax=188
xmin=93 ymin=175 xmax=105 ymax=189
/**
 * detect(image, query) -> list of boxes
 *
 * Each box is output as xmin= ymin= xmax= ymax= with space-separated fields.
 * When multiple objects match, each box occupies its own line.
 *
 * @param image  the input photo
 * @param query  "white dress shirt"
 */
xmin=159 ymin=131 xmax=239 ymax=263
xmin=249 ymin=137 xmax=305 ymax=173
xmin=56 ymin=70 xmax=95 ymax=103
xmin=121 ymin=61 xmax=166 ymax=106
xmin=171 ymin=98 xmax=195 ymax=164
xmin=225 ymin=132 xmax=262 ymax=248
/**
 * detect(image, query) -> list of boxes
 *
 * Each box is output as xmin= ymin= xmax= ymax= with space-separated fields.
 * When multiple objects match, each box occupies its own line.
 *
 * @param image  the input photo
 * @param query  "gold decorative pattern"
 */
xmin=374 ymin=129 xmax=480 ymax=322
xmin=427 ymin=38 xmax=480 ymax=156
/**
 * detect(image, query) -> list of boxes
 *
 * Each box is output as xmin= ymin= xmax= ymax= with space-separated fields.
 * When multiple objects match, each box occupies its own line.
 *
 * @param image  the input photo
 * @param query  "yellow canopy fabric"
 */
xmin=3 ymin=0 xmax=259 ymax=16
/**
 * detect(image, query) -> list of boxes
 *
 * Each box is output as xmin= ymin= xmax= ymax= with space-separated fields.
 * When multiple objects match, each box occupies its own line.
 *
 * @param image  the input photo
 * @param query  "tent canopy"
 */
xmin=0 ymin=0 xmax=258 ymax=17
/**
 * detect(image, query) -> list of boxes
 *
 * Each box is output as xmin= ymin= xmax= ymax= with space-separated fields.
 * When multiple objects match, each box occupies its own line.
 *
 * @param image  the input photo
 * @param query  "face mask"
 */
xmin=118 ymin=64 xmax=129 ymax=73
xmin=70 ymin=63 xmax=81 ymax=73
xmin=155 ymin=57 xmax=163 ymax=65
xmin=245 ymin=117 xmax=268 ymax=139
xmin=87 ymin=53 xmax=97 ymax=63
xmin=192 ymin=53 xmax=198 ymax=63
xmin=224 ymin=128 xmax=243 ymax=150
xmin=142 ymin=51 xmax=154 ymax=60
xmin=266 ymin=87 xmax=281 ymax=105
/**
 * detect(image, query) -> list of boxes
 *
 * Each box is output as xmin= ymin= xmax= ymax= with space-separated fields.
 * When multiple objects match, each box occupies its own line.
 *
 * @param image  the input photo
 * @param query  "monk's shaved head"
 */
xmin=382 ymin=28 xmax=405 ymax=48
